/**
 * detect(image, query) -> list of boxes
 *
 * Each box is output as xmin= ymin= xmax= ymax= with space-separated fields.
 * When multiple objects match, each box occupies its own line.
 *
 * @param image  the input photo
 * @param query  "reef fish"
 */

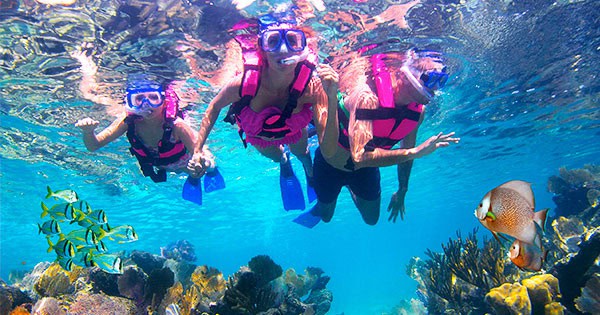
xmin=41 ymin=202 xmax=78 ymax=221
xmin=38 ymin=219 xmax=61 ymax=235
xmin=47 ymin=237 xmax=76 ymax=258
xmin=474 ymin=180 xmax=548 ymax=247
xmin=509 ymin=238 xmax=547 ymax=272
xmin=46 ymin=186 xmax=78 ymax=203
xmin=90 ymin=253 xmax=123 ymax=274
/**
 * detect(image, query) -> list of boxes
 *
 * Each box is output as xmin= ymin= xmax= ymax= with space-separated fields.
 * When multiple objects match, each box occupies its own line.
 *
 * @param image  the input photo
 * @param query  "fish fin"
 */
xmin=41 ymin=202 xmax=49 ymax=218
xmin=499 ymin=180 xmax=535 ymax=208
xmin=45 ymin=186 xmax=53 ymax=199
xmin=533 ymin=208 xmax=548 ymax=233
xmin=38 ymin=224 xmax=42 ymax=235
xmin=46 ymin=238 xmax=54 ymax=253
xmin=485 ymin=211 xmax=497 ymax=221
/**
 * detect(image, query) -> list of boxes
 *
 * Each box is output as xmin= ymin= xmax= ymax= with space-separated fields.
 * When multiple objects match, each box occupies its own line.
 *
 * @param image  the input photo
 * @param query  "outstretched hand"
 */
xmin=317 ymin=64 xmax=339 ymax=97
xmin=387 ymin=190 xmax=407 ymax=222
xmin=414 ymin=132 xmax=460 ymax=158
xmin=75 ymin=118 xmax=99 ymax=133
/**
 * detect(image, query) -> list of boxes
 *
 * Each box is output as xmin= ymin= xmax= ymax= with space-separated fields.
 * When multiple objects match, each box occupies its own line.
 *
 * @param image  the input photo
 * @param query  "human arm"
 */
xmin=349 ymin=101 xmax=458 ymax=168
xmin=74 ymin=115 xmax=127 ymax=152
xmin=70 ymin=43 xmax=115 ymax=106
xmin=312 ymin=64 xmax=339 ymax=159
xmin=188 ymin=77 xmax=241 ymax=173
xmin=386 ymin=127 xmax=417 ymax=222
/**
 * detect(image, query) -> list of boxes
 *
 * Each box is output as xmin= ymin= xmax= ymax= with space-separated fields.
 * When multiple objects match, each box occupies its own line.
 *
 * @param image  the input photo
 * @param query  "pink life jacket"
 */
xmin=224 ymin=19 xmax=318 ymax=147
xmin=353 ymin=54 xmax=424 ymax=151
xmin=125 ymin=86 xmax=187 ymax=182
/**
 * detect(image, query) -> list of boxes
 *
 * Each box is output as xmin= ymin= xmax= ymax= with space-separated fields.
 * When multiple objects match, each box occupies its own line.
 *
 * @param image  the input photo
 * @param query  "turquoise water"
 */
xmin=1 ymin=0 xmax=599 ymax=314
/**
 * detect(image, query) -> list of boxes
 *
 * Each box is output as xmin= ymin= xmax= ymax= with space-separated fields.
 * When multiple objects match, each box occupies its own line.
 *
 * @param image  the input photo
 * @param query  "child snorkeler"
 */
xmin=72 ymin=45 xmax=224 ymax=205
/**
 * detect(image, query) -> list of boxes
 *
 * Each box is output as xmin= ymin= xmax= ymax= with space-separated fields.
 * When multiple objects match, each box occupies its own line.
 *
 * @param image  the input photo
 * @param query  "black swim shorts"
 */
xmin=312 ymin=147 xmax=381 ymax=203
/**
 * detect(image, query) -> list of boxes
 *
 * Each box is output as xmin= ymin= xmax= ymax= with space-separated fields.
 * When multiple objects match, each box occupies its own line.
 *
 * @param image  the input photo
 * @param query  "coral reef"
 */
xmin=31 ymin=297 xmax=66 ymax=315
xmin=575 ymin=273 xmax=600 ymax=314
xmin=485 ymin=274 xmax=564 ymax=315
xmin=0 ymin=280 xmax=31 ymax=314
xmin=485 ymin=282 xmax=531 ymax=315
xmin=160 ymin=240 xmax=197 ymax=262
xmin=547 ymin=164 xmax=600 ymax=217
xmin=407 ymin=165 xmax=600 ymax=314
xmin=407 ymin=228 xmax=519 ymax=314
xmin=67 ymin=293 xmax=136 ymax=315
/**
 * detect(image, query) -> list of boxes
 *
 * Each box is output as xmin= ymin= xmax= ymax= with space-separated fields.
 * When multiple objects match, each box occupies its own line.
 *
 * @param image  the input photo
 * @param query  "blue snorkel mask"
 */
xmin=258 ymin=11 xmax=307 ymax=54
xmin=125 ymin=80 xmax=165 ymax=117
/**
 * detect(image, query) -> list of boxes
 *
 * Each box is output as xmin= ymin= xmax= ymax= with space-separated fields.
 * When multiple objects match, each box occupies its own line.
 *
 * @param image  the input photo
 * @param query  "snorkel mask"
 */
xmin=400 ymin=49 xmax=448 ymax=102
xmin=125 ymin=79 xmax=165 ymax=117
xmin=258 ymin=11 xmax=308 ymax=65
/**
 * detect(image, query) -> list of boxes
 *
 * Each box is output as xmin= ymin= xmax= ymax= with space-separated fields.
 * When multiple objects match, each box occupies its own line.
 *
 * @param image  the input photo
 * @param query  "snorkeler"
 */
xmin=294 ymin=46 xmax=460 ymax=228
xmin=188 ymin=10 xmax=339 ymax=211
xmin=72 ymin=45 xmax=224 ymax=205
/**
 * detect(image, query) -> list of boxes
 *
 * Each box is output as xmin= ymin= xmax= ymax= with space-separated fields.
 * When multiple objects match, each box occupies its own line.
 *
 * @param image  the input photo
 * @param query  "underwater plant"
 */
xmin=410 ymin=228 xmax=520 ymax=314
xmin=40 ymin=186 xmax=138 ymax=274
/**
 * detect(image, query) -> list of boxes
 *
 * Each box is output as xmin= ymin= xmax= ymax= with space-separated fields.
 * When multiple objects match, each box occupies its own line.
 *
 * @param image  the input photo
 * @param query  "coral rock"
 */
xmin=89 ymin=267 xmax=120 ymax=296
xmin=67 ymin=292 xmax=135 ymax=315
xmin=31 ymin=297 xmax=65 ymax=315
xmin=117 ymin=266 xmax=147 ymax=303
xmin=575 ymin=273 xmax=600 ymax=314
xmin=34 ymin=263 xmax=75 ymax=297
xmin=522 ymin=274 xmax=562 ymax=314
xmin=485 ymin=282 xmax=531 ymax=315
xmin=248 ymin=255 xmax=283 ymax=287
xmin=130 ymin=250 xmax=166 ymax=275
xmin=544 ymin=302 xmax=565 ymax=315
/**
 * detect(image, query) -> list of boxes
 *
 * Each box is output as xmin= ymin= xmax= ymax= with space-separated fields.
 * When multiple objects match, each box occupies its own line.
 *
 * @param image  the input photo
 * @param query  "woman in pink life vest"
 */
xmin=188 ymin=10 xmax=339 ymax=211
xmin=294 ymin=47 xmax=460 ymax=228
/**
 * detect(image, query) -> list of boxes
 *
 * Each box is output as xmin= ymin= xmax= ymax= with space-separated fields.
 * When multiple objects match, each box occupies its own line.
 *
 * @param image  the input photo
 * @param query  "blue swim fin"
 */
xmin=306 ymin=173 xmax=317 ymax=203
xmin=293 ymin=205 xmax=321 ymax=228
xmin=280 ymin=155 xmax=305 ymax=211
xmin=204 ymin=167 xmax=226 ymax=193
xmin=182 ymin=176 xmax=202 ymax=205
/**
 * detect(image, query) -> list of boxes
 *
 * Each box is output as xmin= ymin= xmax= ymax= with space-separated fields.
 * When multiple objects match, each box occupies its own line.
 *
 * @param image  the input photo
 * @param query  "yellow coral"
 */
xmin=544 ymin=302 xmax=565 ymax=315
xmin=191 ymin=265 xmax=226 ymax=295
xmin=34 ymin=263 xmax=75 ymax=297
xmin=485 ymin=282 xmax=532 ymax=315
xmin=522 ymin=274 xmax=561 ymax=309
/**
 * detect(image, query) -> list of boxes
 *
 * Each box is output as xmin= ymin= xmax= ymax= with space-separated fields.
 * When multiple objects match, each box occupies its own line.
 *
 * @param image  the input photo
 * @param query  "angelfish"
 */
xmin=474 ymin=180 xmax=548 ymax=247
xmin=509 ymin=239 xmax=547 ymax=272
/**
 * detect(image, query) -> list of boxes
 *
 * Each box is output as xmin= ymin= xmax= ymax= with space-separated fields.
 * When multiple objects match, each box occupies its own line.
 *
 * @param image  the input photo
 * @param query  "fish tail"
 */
xmin=45 ymin=186 xmax=53 ymax=199
xmin=46 ymin=238 xmax=54 ymax=253
xmin=534 ymin=208 xmax=549 ymax=232
xmin=41 ymin=202 xmax=49 ymax=218
xmin=38 ymin=223 xmax=42 ymax=235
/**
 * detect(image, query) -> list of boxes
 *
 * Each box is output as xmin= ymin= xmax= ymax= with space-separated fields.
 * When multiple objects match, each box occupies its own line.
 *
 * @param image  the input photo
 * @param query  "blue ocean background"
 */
xmin=1 ymin=0 xmax=598 ymax=314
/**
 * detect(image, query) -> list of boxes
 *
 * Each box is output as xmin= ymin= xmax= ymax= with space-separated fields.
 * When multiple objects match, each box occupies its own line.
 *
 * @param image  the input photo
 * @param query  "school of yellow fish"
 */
xmin=39 ymin=186 xmax=138 ymax=274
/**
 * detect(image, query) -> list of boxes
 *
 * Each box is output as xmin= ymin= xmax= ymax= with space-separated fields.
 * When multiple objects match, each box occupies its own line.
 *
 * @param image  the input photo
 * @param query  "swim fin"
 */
xmin=182 ymin=176 xmax=202 ymax=205
xmin=293 ymin=205 xmax=321 ymax=228
xmin=280 ymin=154 xmax=305 ymax=211
xmin=306 ymin=173 xmax=317 ymax=203
xmin=204 ymin=167 xmax=226 ymax=193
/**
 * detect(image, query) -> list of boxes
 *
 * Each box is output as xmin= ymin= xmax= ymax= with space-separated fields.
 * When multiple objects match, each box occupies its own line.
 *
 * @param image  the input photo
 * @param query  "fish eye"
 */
xmin=479 ymin=203 xmax=482 ymax=207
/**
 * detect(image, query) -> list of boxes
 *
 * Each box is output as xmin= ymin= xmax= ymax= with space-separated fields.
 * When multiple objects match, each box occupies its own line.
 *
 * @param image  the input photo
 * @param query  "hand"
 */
xmin=414 ymin=132 xmax=460 ymax=158
xmin=187 ymin=152 xmax=207 ymax=178
xmin=317 ymin=64 xmax=339 ymax=97
xmin=387 ymin=189 xmax=407 ymax=222
xmin=75 ymin=118 xmax=99 ymax=133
